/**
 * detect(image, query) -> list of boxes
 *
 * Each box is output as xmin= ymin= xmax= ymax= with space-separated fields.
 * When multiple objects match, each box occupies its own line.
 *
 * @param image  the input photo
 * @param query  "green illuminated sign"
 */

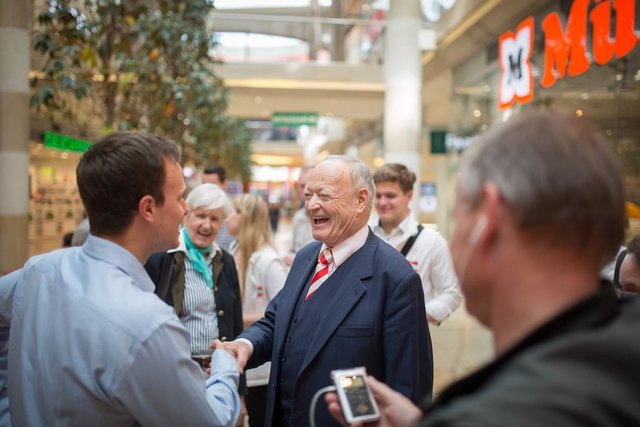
xmin=44 ymin=132 xmax=91 ymax=153
xmin=272 ymin=112 xmax=318 ymax=127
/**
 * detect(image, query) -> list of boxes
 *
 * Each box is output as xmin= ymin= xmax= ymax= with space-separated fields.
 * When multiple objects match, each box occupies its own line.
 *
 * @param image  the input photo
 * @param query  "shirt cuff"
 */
xmin=208 ymin=349 xmax=239 ymax=385
xmin=426 ymin=300 xmax=451 ymax=323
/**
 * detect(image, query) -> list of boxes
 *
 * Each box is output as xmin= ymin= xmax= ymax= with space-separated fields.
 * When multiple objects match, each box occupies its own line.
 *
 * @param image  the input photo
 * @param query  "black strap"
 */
xmin=613 ymin=248 xmax=628 ymax=287
xmin=400 ymin=224 xmax=424 ymax=257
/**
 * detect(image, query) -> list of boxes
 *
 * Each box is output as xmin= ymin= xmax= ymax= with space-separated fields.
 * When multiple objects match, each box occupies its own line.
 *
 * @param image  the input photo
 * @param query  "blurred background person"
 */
xmin=203 ymin=165 xmax=237 ymax=251
xmin=370 ymin=163 xmax=462 ymax=325
xmin=227 ymin=194 xmax=288 ymax=427
xmin=145 ymin=183 xmax=247 ymax=426
xmin=284 ymin=167 xmax=315 ymax=266
xmin=615 ymin=236 xmax=640 ymax=296
xmin=267 ymin=193 xmax=281 ymax=234
xmin=61 ymin=232 xmax=73 ymax=248
xmin=71 ymin=215 xmax=90 ymax=246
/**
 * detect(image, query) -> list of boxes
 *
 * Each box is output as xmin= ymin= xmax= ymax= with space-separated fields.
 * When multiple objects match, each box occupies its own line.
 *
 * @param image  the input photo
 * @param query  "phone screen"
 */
xmin=337 ymin=374 xmax=377 ymax=418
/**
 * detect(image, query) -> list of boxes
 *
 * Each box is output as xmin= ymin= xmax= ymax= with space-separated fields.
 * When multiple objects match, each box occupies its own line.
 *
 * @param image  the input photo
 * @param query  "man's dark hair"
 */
xmin=628 ymin=236 xmax=640 ymax=267
xmin=203 ymin=164 xmax=226 ymax=183
xmin=373 ymin=163 xmax=416 ymax=193
xmin=76 ymin=132 xmax=181 ymax=236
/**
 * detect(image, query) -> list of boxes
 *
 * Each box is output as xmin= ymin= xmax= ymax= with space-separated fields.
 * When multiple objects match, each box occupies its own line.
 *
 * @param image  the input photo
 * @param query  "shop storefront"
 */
xmin=445 ymin=0 xmax=639 ymax=235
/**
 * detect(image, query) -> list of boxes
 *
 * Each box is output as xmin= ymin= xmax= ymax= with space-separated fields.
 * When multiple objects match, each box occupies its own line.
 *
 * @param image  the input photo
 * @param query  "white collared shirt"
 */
xmin=320 ymin=224 xmax=370 ymax=277
xmin=370 ymin=211 xmax=463 ymax=322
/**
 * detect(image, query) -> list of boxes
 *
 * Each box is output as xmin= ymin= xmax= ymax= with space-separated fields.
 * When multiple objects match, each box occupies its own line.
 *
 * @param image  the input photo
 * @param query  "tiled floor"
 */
xmin=30 ymin=216 xmax=494 ymax=395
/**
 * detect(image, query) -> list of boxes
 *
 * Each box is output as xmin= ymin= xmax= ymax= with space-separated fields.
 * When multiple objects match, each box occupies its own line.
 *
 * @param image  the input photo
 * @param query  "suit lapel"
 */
xmin=299 ymin=233 xmax=377 ymax=373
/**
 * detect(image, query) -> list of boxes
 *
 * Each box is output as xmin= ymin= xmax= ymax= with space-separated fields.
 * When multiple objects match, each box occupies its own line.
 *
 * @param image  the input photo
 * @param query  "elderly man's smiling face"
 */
xmin=304 ymin=160 xmax=362 ymax=248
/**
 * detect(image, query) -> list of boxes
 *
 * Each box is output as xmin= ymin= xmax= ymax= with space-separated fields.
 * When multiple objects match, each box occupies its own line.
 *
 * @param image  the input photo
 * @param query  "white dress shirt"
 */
xmin=0 ymin=235 xmax=240 ymax=427
xmin=370 ymin=212 xmax=463 ymax=322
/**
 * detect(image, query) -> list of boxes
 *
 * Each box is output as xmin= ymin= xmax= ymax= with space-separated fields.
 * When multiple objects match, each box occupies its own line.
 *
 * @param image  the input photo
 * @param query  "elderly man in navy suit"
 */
xmin=221 ymin=155 xmax=433 ymax=426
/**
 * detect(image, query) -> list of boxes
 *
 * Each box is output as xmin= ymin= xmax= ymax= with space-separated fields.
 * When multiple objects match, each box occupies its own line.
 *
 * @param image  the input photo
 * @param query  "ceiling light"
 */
xmin=575 ymin=109 xmax=583 ymax=117
xmin=473 ymin=109 xmax=481 ymax=118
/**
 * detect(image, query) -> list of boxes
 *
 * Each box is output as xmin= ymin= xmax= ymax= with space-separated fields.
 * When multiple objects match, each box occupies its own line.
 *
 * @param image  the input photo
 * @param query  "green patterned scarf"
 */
xmin=182 ymin=228 xmax=214 ymax=289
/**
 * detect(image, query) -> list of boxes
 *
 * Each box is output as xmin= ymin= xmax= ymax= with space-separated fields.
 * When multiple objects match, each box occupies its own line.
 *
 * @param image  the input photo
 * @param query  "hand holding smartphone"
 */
xmin=330 ymin=367 xmax=380 ymax=424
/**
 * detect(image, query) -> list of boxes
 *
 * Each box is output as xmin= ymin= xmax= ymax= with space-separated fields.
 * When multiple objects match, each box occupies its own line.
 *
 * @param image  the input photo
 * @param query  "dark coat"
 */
xmin=145 ymin=249 xmax=247 ymax=394
xmin=420 ymin=286 xmax=640 ymax=426
xmin=240 ymin=229 xmax=433 ymax=426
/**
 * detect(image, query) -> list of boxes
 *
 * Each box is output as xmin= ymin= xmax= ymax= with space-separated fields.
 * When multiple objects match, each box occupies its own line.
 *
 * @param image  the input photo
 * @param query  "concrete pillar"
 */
xmin=0 ymin=0 xmax=30 ymax=273
xmin=383 ymin=0 xmax=422 ymax=212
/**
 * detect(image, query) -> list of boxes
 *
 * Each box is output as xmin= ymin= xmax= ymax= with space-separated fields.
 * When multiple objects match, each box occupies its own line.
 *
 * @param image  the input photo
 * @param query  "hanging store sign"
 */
xmin=272 ymin=112 xmax=318 ymax=127
xmin=498 ymin=0 xmax=638 ymax=110
xmin=44 ymin=132 xmax=91 ymax=153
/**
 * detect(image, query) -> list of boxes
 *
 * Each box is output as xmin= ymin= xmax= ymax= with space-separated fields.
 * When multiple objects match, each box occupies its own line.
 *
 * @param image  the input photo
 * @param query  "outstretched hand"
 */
xmin=210 ymin=339 xmax=253 ymax=374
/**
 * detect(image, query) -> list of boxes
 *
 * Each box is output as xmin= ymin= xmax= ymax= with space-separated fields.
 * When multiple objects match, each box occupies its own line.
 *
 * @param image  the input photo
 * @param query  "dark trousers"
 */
xmin=246 ymin=385 xmax=268 ymax=427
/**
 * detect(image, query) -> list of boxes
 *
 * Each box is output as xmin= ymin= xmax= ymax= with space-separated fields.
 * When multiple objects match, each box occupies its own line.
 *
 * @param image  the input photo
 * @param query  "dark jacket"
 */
xmin=240 ymin=229 xmax=433 ymax=426
xmin=420 ymin=286 xmax=640 ymax=426
xmin=145 ymin=249 xmax=247 ymax=394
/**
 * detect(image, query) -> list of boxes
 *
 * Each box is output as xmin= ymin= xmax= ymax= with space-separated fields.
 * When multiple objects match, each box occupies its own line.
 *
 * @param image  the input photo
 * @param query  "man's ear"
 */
xmin=356 ymin=188 xmax=369 ymax=213
xmin=406 ymin=189 xmax=413 ymax=202
xmin=478 ymin=183 xmax=504 ymax=247
xmin=139 ymin=195 xmax=156 ymax=222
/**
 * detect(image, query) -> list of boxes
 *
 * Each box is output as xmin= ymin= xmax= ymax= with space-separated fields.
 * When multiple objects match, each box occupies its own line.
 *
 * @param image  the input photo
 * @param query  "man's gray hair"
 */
xmin=186 ymin=183 xmax=232 ymax=219
xmin=457 ymin=110 xmax=626 ymax=267
xmin=326 ymin=155 xmax=375 ymax=211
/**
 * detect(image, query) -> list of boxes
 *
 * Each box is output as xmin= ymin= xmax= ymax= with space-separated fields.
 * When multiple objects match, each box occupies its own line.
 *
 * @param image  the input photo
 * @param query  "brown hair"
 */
xmin=373 ymin=163 xmax=416 ymax=193
xmin=76 ymin=132 xmax=180 ymax=236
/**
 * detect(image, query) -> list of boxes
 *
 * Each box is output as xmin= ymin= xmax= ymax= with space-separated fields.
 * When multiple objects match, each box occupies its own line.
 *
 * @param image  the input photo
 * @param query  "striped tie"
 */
xmin=305 ymin=249 xmax=333 ymax=301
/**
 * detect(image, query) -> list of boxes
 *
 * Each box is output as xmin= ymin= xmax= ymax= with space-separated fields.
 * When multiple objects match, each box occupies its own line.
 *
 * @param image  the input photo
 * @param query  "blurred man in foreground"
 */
xmin=0 ymin=133 xmax=240 ymax=426
xmin=327 ymin=111 xmax=640 ymax=426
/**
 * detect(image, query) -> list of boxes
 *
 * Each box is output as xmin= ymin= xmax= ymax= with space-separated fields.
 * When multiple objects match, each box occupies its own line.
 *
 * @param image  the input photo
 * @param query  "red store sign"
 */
xmin=499 ymin=0 xmax=638 ymax=110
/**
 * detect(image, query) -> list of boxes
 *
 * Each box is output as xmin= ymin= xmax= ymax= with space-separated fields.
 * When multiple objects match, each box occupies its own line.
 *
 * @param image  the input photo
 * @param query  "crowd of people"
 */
xmin=0 ymin=110 xmax=639 ymax=426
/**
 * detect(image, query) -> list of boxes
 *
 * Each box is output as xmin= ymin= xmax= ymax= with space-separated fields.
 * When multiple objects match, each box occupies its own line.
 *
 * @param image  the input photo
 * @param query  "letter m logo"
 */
xmin=499 ymin=17 xmax=534 ymax=110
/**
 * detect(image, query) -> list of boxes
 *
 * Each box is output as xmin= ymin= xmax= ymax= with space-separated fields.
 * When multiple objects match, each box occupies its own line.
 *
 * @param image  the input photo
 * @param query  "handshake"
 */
xmin=209 ymin=339 xmax=253 ymax=374
xmin=210 ymin=339 xmax=423 ymax=427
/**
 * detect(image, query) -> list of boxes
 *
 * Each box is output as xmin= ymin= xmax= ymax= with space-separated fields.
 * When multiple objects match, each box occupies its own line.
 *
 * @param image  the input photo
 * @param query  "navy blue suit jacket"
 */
xmin=239 ymin=229 xmax=433 ymax=426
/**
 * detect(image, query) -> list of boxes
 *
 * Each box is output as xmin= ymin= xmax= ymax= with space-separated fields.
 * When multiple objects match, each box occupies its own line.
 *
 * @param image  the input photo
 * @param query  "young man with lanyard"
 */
xmin=370 ymin=163 xmax=462 ymax=325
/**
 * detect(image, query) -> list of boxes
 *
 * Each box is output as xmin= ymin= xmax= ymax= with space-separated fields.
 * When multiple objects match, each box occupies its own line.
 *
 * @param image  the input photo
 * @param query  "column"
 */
xmin=383 ymin=0 xmax=422 ymax=213
xmin=0 ymin=0 xmax=30 ymax=273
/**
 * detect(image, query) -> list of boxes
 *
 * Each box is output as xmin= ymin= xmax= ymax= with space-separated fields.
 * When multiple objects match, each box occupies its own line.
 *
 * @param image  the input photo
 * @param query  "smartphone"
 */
xmin=330 ymin=367 xmax=380 ymax=424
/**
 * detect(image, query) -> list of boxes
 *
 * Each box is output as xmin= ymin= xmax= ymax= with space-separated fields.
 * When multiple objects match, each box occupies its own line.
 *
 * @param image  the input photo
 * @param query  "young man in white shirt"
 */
xmin=370 ymin=163 xmax=462 ymax=324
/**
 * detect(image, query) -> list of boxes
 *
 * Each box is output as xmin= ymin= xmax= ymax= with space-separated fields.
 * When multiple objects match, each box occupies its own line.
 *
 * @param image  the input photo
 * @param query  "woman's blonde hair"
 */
xmin=233 ymin=194 xmax=274 ymax=296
